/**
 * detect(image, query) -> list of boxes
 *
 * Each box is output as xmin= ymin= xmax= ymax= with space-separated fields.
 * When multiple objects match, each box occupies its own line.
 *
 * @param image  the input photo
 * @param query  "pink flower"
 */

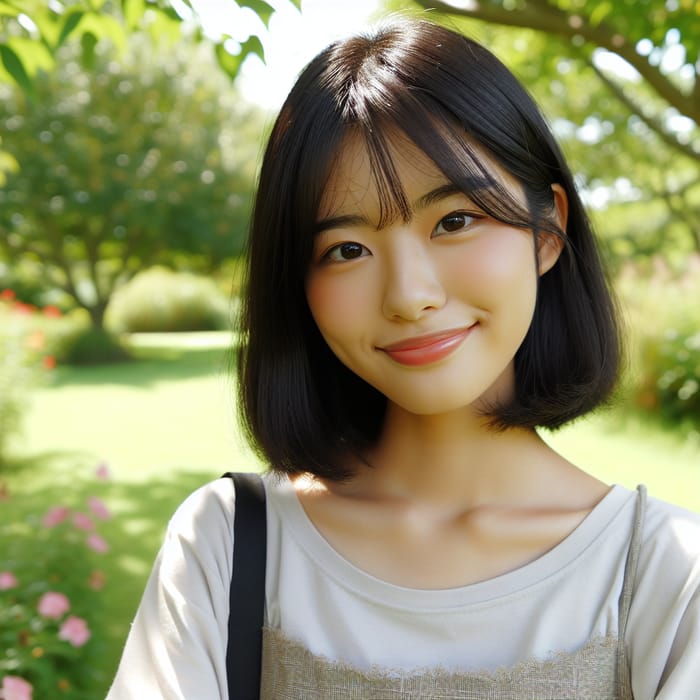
xmin=87 ymin=496 xmax=111 ymax=520
xmin=37 ymin=591 xmax=70 ymax=619
xmin=86 ymin=533 xmax=109 ymax=553
xmin=72 ymin=512 xmax=95 ymax=531
xmin=1 ymin=676 xmax=33 ymax=700
xmin=95 ymin=461 xmax=111 ymax=481
xmin=58 ymin=616 xmax=91 ymax=647
xmin=43 ymin=506 xmax=70 ymax=528
xmin=0 ymin=571 xmax=18 ymax=590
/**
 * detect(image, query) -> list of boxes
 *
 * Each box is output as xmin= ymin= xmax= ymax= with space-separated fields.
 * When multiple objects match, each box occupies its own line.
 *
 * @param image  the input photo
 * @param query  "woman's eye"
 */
xmin=324 ymin=242 xmax=369 ymax=262
xmin=434 ymin=211 xmax=479 ymax=236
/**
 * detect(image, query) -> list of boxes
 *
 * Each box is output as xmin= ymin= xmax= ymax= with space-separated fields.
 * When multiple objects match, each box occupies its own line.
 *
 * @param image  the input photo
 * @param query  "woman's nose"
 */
xmin=381 ymin=240 xmax=446 ymax=321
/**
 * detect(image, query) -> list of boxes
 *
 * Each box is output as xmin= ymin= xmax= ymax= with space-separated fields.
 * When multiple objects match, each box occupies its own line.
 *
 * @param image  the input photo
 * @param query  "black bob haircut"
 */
xmin=237 ymin=17 xmax=621 ymax=481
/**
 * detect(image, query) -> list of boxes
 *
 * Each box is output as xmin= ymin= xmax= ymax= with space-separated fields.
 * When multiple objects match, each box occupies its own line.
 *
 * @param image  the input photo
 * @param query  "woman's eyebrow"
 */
xmin=314 ymin=180 xmax=486 ymax=235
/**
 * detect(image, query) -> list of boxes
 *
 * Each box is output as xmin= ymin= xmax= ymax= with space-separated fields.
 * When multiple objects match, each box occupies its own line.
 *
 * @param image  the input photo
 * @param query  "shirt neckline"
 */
xmin=265 ymin=474 xmax=636 ymax=611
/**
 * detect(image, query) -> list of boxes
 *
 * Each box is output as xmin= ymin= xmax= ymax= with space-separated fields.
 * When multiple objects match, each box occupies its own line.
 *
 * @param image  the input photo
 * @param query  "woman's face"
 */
xmin=305 ymin=134 xmax=563 ymax=418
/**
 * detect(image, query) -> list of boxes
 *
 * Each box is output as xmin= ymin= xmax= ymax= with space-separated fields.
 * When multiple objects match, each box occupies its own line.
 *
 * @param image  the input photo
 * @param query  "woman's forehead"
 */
xmin=316 ymin=130 xmax=522 ymax=226
xmin=317 ymin=133 xmax=445 ymax=223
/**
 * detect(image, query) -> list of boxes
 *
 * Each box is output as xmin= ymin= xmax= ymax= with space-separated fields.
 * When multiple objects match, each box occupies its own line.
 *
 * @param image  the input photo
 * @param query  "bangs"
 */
xmin=321 ymin=84 xmax=562 ymax=241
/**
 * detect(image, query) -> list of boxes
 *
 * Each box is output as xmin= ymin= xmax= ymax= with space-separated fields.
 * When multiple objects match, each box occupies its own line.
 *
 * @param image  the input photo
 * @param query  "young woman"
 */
xmin=106 ymin=17 xmax=700 ymax=699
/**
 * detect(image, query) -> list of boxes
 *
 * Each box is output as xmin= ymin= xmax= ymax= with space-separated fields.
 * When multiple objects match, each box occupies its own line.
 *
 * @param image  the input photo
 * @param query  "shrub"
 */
xmin=59 ymin=326 xmax=131 ymax=366
xmin=617 ymin=256 xmax=700 ymax=427
xmin=0 ymin=464 xmax=115 ymax=698
xmin=106 ymin=267 xmax=231 ymax=334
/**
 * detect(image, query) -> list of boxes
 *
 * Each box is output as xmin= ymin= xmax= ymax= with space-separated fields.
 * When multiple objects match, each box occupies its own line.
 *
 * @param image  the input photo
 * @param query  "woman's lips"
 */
xmin=380 ymin=325 xmax=476 ymax=366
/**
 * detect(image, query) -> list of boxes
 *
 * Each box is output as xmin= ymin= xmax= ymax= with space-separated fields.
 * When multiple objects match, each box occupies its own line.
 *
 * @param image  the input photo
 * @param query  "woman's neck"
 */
xmin=337 ymin=403 xmax=597 ymax=510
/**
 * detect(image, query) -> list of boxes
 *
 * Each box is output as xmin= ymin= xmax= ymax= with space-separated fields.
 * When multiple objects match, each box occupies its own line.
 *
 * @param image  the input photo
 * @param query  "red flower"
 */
xmin=42 ymin=305 xmax=62 ymax=317
xmin=13 ymin=302 xmax=33 ymax=315
xmin=0 ymin=288 xmax=15 ymax=301
xmin=43 ymin=355 xmax=57 ymax=370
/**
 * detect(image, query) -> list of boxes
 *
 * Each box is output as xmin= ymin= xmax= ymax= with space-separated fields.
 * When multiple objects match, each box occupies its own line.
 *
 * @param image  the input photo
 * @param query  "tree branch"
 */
xmin=414 ymin=0 xmax=698 ymax=123
xmin=585 ymin=56 xmax=700 ymax=162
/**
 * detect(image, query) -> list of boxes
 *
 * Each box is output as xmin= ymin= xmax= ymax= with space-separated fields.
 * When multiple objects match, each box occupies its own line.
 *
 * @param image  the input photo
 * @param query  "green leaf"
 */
xmin=240 ymin=34 xmax=265 ymax=62
xmin=240 ymin=0 xmax=274 ymax=28
xmin=215 ymin=40 xmax=243 ymax=80
xmin=80 ymin=31 xmax=98 ymax=70
xmin=78 ymin=13 xmax=128 ymax=54
xmin=121 ymin=0 xmax=145 ymax=30
xmin=0 ymin=44 xmax=34 ymax=96
xmin=3 ymin=36 xmax=54 ymax=76
xmin=0 ymin=2 xmax=20 ymax=17
xmin=215 ymin=33 xmax=265 ymax=79
xmin=56 ymin=10 xmax=84 ymax=48
xmin=588 ymin=2 xmax=612 ymax=27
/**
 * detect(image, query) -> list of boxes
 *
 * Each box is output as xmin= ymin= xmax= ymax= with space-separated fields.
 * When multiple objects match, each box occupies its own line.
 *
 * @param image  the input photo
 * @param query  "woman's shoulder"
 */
xmin=644 ymin=491 xmax=700 ymax=542
xmin=639 ymin=489 xmax=700 ymax=579
xmin=167 ymin=474 xmax=237 ymax=534
xmin=166 ymin=471 xmax=279 ymax=539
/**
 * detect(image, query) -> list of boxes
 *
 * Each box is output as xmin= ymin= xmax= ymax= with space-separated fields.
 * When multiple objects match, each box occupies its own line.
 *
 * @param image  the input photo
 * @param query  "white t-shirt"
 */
xmin=106 ymin=474 xmax=700 ymax=699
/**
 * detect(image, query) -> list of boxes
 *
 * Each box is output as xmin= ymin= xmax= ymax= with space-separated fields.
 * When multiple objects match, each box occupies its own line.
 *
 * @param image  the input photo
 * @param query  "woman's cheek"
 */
xmin=446 ymin=231 xmax=536 ymax=310
xmin=306 ymin=270 xmax=373 ymax=338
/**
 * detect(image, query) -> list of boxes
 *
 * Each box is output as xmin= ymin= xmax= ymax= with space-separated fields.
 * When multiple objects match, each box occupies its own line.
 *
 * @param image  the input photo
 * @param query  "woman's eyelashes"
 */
xmin=318 ymin=209 xmax=485 ymax=263
xmin=322 ymin=241 xmax=370 ymax=263
xmin=432 ymin=210 xmax=484 ymax=237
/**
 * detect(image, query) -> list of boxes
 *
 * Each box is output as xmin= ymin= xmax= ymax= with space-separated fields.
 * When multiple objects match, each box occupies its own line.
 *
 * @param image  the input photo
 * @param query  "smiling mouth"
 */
xmin=380 ymin=325 xmax=476 ymax=366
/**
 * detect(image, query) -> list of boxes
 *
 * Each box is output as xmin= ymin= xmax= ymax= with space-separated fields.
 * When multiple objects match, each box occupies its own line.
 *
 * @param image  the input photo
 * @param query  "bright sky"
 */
xmin=190 ymin=0 xmax=384 ymax=109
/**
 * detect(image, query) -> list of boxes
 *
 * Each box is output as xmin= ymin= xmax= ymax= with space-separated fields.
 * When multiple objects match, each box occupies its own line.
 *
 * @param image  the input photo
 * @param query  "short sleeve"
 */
xmin=628 ymin=499 xmax=700 ymax=699
xmin=106 ymin=478 xmax=236 ymax=700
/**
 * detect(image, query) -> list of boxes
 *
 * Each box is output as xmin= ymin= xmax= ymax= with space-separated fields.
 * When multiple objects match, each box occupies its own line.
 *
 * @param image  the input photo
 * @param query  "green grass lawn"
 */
xmin=3 ymin=332 xmax=699 ymax=697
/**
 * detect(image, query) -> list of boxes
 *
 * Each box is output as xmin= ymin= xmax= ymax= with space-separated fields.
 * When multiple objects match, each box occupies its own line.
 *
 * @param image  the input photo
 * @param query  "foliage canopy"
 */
xmin=0 ymin=36 xmax=261 ymax=328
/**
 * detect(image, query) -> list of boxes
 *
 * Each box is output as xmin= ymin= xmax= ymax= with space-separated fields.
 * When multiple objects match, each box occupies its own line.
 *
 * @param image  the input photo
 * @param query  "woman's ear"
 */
xmin=537 ymin=183 xmax=568 ymax=276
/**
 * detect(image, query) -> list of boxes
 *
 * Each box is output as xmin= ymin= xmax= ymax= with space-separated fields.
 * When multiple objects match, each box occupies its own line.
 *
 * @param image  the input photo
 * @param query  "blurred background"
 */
xmin=1 ymin=0 xmax=698 ymax=697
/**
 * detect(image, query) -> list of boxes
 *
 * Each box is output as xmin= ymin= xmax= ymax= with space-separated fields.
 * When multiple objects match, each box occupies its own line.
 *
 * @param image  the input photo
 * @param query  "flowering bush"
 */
xmin=0 ymin=464 xmax=114 ymax=698
xmin=0 ymin=289 xmax=65 ymax=463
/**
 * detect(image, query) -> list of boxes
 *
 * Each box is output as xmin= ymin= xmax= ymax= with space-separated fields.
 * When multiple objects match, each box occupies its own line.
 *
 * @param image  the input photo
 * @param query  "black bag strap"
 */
xmin=222 ymin=472 xmax=267 ymax=700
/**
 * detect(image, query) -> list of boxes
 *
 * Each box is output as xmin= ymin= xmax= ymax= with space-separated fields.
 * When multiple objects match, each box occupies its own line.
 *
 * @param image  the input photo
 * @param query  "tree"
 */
xmin=0 ymin=36 xmax=262 ymax=328
xmin=405 ymin=0 xmax=700 ymax=258
xmin=0 ymin=0 xmax=301 ymax=91
xmin=0 ymin=1 xmax=300 ymax=196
